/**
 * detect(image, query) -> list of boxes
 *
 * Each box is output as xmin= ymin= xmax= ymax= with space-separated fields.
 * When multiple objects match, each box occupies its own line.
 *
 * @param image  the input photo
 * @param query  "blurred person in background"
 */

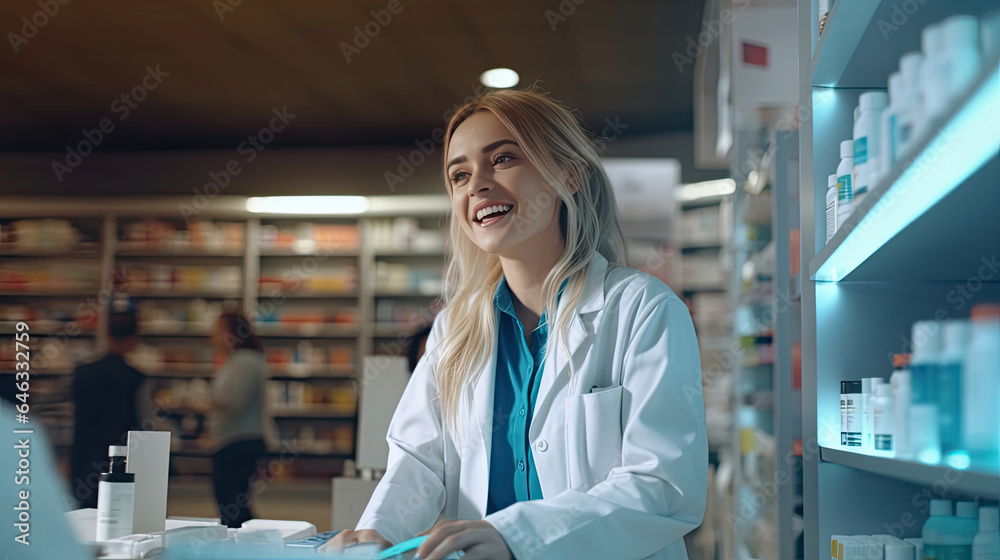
xmin=405 ymin=324 xmax=433 ymax=374
xmin=70 ymin=309 xmax=147 ymax=509
xmin=207 ymin=311 xmax=269 ymax=528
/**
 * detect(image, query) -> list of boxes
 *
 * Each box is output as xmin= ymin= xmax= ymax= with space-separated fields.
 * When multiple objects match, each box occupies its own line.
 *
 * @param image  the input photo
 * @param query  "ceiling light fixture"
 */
xmin=479 ymin=68 xmax=519 ymax=89
xmin=245 ymin=196 xmax=371 ymax=215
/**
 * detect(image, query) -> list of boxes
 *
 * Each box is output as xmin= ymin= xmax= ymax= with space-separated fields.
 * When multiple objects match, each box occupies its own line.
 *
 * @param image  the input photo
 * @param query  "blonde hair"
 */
xmin=437 ymin=88 xmax=626 ymax=434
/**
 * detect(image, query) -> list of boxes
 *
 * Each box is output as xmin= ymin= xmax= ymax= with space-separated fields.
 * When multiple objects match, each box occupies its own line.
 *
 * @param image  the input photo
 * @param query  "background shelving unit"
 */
xmin=799 ymin=1 xmax=999 ymax=558
xmin=727 ymin=126 xmax=803 ymax=560
xmin=0 ymin=195 xmax=450 ymax=480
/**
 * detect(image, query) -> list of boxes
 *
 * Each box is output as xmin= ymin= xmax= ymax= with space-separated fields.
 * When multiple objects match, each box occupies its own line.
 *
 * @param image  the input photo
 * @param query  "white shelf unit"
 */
xmin=799 ymin=2 xmax=1000 ymax=558
xmin=0 ymin=195 xmax=449 ymax=475
xmin=729 ymin=128 xmax=803 ymax=560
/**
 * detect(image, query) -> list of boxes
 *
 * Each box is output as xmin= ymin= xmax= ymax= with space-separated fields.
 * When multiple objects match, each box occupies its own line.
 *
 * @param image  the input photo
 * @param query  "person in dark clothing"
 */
xmin=405 ymin=324 xmax=433 ymax=374
xmin=70 ymin=310 xmax=146 ymax=509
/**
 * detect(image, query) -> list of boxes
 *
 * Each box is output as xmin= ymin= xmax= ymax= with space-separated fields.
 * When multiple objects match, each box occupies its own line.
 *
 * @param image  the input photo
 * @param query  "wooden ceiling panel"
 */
xmin=0 ymin=0 xmax=705 ymax=150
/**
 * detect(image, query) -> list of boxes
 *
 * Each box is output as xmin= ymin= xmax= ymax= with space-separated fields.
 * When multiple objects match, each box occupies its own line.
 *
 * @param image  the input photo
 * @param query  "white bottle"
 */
xmin=853 ymin=92 xmax=889 ymax=202
xmin=962 ymin=304 xmax=1000 ymax=470
xmin=826 ymin=174 xmax=838 ymax=243
xmin=836 ymin=140 xmax=855 ymax=228
xmin=867 ymin=377 xmax=884 ymax=451
xmin=96 ymin=445 xmax=135 ymax=541
xmin=897 ymin=52 xmax=924 ymax=157
xmin=973 ymin=507 xmax=1000 ymax=560
xmin=861 ymin=378 xmax=873 ymax=451
xmin=941 ymin=16 xmax=982 ymax=104
xmin=877 ymin=73 xmax=903 ymax=184
xmin=873 ymin=382 xmax=894 ymax=455
xmin=920 ymin=24 xmax=948 ymax=132
xmin=890 ymin=354 xmax=913 ymax=459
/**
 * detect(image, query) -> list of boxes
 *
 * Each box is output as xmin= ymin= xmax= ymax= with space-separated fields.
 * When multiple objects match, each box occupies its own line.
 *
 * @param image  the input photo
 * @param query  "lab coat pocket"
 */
xmin=564 ymin=385 xmax=623 ymax=491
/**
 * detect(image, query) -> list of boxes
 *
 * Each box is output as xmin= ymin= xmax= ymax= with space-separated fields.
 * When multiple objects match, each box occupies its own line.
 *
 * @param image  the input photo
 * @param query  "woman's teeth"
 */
xmin=476 ymin=204 xmax=512 ymax=222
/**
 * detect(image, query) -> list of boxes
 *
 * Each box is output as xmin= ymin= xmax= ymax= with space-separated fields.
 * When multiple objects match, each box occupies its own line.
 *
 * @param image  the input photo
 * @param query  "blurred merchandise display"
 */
xmin=119 ymin=219 xmax=244 ymax=252
xmin=258 ymin=264 xmax=357 ymax=295
xmin=259 ymin=222 xmax=359 ymax=252
xmin=115 ymin=263 xmax=241 ymax=295
xmin=0 ymin=262 xmax=100 ymax=292
xmin=0 ymin=219 xmax=98 ymax=252
xmin=135 ymin=299 xmax=223 ymax=334
xmin=368 ymin=218 xmax=446 ymax=252
xmin=374 ymin=262 xmax=442 ymax=295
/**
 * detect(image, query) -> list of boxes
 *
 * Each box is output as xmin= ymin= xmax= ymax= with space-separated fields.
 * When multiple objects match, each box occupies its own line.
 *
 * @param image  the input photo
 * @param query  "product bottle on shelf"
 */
xmin=909 ymin=320 xmax=942 ymax=464
xmin=938 ymin=320 xmax=971 ymax=468
xmin=924 ymin=500 xmax=969 ymax=560
xmin=920 ymin=24 xmax=947 ymax=134
xmin=961 ymin=303 xmax=1000 ymax=471
xmin=853 ymin=92 xmax=888 ymax=203
xmin=877 ymin=72 xmax=903 ymax=185
xmin=836 ymin=141 xmax=855 ymax=229
xmin=973 ymin=507 xmax=1000 ymax=560
xmin=897 ymin=52 xmax=924 ymax=158
xmin=941 ymin=16 xmax=982 ymax=104
xmin=826 ymin=174 xmax=838 ymax=244
xmin=866 ymin=377 xmax=884 ymax=451
xmin=861 ymin=378 xmax=874 ymax=451
xmin=959 ymin=502 xmax=983 ymax=546
xmin=872 ymin=381 xmax=894 ymax=456
xmin=841 ymin=380 xmax=863 ymax=448
xmin=890 ymin=353 xmax=913 ymax=459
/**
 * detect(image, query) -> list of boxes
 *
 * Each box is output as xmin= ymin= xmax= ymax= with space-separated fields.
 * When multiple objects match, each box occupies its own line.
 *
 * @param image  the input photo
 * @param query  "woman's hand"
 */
xmin=318 ymin=529 xmax=390 ymax=553
xmin=416 ymin=520 xmax=512 ymax=560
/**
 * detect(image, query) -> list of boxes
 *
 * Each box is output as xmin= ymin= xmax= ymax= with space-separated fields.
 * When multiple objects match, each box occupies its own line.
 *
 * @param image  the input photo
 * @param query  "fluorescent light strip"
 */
xmin=245 ymin=196 xmax=371 ymax=215
xmin=814 ymin=68 xmax=1000 ymax=282
xmin=677 ymin=179 xmax=736 ymax=202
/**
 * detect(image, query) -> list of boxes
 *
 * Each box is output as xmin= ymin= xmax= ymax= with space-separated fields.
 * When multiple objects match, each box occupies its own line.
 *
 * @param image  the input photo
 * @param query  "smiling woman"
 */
xmin=325 ymin=89 xmax=708 ymax=560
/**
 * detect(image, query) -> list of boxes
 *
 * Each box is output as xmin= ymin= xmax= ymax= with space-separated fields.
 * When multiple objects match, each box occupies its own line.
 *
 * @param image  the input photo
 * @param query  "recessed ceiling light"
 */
xmin=479 ymin=68 xmax=519 ymax=89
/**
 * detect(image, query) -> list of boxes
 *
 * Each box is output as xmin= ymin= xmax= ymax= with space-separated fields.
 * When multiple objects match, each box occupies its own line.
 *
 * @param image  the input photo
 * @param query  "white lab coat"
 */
xmin=357 ymin=251 xmax=708 ymax=560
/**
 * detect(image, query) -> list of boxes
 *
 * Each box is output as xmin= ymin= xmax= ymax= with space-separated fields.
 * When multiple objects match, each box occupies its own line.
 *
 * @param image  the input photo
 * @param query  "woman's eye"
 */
xmin=451 ymin=171 xmax=469 ymax=184
xmin=493 ymin=154 xmax=515 ymax=165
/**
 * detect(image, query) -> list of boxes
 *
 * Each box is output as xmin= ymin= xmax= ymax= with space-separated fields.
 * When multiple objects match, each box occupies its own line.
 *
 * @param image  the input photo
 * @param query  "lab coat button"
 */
xmin=536 ymin=440 xmax=548 ymax=452
xmin=519 ymin=407 xmax=525 ymax=417
xmin=517 ymin=460 xmax=525 ymax=471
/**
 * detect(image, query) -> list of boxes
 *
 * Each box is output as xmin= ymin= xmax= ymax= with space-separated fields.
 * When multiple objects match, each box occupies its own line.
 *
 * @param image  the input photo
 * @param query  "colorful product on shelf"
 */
xmin=114 ymin=264 xmax=241 ymax=295
xmin=119 ymin=219 xmax=244 ymax=252
xmin=0 ymin=262 xmax=100 ymax=292
xmin=0 ymin=219 xmax=93 ymax=251
xmin=258 ymin=223 xmax=359 ymax=252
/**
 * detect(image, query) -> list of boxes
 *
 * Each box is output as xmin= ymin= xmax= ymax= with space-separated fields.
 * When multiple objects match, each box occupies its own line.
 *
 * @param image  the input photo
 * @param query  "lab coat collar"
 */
xmin=468 ymin=250 xmax=610 ymax=516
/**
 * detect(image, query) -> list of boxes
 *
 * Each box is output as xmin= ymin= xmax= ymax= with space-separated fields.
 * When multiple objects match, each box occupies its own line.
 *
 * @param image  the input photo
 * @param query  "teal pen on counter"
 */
xmin=376 ymin=535 xmax=428 ymax=559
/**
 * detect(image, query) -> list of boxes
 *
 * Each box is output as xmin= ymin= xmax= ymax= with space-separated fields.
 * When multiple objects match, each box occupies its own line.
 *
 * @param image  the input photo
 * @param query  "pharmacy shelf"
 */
xmin=811 ymin=0 xmax=998 ymax=87
xmin=680 ymin=242 xmax=723 ymax=251
xmin=0 ymin=321 xmax=95 ymax=336
xmin=374 ymin=249 xmax=447 ymax=257
xmin=0 ymin=247 xmax=100 ymax=257
xmin=810 ymin=60 xmax=1000 ymax=282
xmin=0 ymin=289 xmax=98 ymax=297
xmin=269 ymin=409 xmax=356 ymax=420
xmin=115 ymin=248 xmax=244 ymax=257
xmin=254 ymin=323 xmax=359 ymax=338
xmin=260 ymin=290 xmax=358 ymax=299
xmin=373 ymin=290 xmax=442 ymax=298
xmin=128 ymin=290 xmax=243 ymax=299
xmin=138 ymin=324 xmax=212 ymax=337
xmin=373 ymin=323 xmax=424 ymax=338
xmin=267 ymin=368 xmax=355 ymax=381
xmin=258 ymin=247 xmax=359 ymax=257
xmin=820 ymin=447 xmax=999 ymax=496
